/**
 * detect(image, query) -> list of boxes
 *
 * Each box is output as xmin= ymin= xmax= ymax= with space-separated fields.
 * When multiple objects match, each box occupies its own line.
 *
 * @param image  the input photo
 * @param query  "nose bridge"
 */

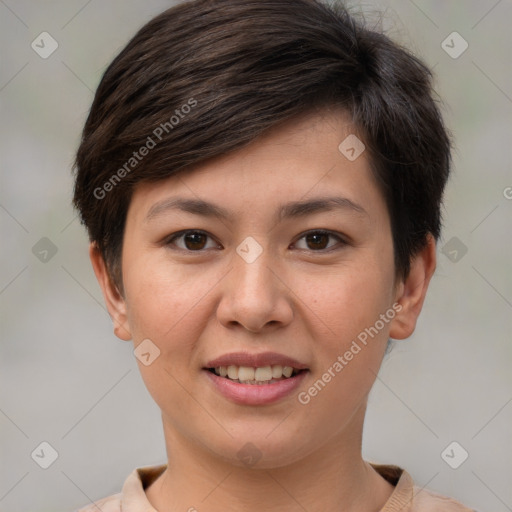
xmin=217 ymin=235 xmax=293 ymax=331
xmin=233 ymin=235 xmax=275 ymax=300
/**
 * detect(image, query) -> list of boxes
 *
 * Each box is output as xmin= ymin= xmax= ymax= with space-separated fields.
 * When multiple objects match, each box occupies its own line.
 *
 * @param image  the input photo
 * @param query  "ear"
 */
xmin=89 ymin=242 xmax=132 ymax=341
xmin=389 ymin=234 xmax=437 ymax=340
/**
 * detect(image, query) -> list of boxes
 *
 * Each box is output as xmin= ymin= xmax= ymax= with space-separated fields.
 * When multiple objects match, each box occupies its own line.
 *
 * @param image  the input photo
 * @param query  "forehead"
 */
xmin=126 ymin=109 xmax=386 ymax=226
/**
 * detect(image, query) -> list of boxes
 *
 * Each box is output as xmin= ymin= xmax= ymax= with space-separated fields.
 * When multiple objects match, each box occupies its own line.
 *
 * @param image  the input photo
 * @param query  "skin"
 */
xmin=91 ymin=108 xmax=436 ymax=512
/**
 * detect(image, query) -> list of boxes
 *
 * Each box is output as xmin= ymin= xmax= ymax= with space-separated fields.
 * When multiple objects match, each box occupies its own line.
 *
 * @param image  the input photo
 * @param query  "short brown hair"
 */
xmin=73 ymin=0 xmax=452 ymax=288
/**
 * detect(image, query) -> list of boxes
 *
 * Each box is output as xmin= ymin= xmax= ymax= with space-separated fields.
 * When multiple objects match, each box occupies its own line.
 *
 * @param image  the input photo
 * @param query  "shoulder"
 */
xmin=72 ymin=464 xmax=165 ymax=512
xmin=411 ymin=484 xmax=476 ymax=511
xmin=74 ymin=492 xmax=122 ymax=512
xmin=370 ymin=462 xmax=475 ymax=512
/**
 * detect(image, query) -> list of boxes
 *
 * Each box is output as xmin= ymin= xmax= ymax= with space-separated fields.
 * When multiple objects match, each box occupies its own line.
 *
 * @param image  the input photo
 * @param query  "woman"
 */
xmin=72 ymin=1 xmax=475 ymax=510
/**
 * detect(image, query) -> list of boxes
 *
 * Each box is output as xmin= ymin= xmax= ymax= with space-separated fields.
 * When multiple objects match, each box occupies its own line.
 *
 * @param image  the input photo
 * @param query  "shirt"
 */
xmin=75 ymin=463 xmax=476 ymax=511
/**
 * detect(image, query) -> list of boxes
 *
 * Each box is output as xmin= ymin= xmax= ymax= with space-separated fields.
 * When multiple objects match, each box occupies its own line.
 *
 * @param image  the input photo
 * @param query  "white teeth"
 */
xmin=227 ymin=365 xmax=238 ymax=379
xmin=272 ymin=365 xmax=283 ymax=378
xmin=282 ymin=366 xmax=293 ymax=378
xmin=254 ymin=366 xmax=272 ymax=381
xmin=212 ymin=364 xmax=300 ymax=382
xmin=238 ymin=366 xmax=255 ymax=381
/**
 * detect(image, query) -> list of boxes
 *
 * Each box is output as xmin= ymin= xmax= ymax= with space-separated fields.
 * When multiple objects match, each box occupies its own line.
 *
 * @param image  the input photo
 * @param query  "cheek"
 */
xmin=293 ymin=277 xmax=393 ymax=433
xmin=123 ymin=254 xmax=210 ymax=341
xmin=291 ymin=251 xmax=395 ymax=408
xmin=122 ymin=255 xmax=233 ymax=405
xmin=122 ymin=261 xmax=216 ymax=416
xmin=299 ymin=261 xmax=395 ymax=347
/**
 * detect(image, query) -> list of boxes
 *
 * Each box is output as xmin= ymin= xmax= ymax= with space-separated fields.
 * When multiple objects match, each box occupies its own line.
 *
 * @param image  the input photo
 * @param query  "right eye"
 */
xmin=164 ymin=230 xmax=220 ymax=252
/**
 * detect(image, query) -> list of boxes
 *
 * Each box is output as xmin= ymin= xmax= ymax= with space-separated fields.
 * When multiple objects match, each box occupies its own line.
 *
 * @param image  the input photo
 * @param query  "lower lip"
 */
xmin=204 ymin=369 xmax=308 ymax=405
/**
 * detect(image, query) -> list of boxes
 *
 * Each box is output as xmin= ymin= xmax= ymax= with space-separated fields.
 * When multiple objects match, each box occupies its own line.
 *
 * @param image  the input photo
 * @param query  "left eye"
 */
xmin=293 ymin=230 xmax=345 ymax=251
xmin=165 ymin=229 xmax=345 ymax=252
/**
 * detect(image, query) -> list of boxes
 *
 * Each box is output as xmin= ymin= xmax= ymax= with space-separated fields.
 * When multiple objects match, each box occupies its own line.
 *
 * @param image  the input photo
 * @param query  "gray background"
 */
xmin=1 ymin=1 xmax=511 ymax=511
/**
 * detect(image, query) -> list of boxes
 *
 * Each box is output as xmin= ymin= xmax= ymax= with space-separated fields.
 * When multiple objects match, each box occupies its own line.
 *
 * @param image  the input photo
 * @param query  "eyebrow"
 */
xmin=144 ymin=196 xmax=368 ymax=223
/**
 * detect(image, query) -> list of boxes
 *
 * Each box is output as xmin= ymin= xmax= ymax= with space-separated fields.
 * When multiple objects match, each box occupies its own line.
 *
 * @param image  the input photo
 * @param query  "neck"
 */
xmin=146 ymin=404 xmax=394 ymax=512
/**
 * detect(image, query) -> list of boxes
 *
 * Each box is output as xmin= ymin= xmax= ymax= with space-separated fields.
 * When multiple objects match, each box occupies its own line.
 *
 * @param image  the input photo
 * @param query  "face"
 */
xmin=92 ymin=109 xmax=434 ymax=468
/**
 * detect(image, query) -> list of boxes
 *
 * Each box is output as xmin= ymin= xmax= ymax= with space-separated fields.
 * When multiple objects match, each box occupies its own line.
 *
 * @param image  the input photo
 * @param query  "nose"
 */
xmin=216 ymin=242 xmax=294 ymax=334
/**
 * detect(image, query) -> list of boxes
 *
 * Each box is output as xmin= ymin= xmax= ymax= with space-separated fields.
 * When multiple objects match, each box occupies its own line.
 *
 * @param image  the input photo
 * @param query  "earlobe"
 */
xmin=389 ymin=235 xmax=437 ymax=340
xmin=89 ymin=243 xmax=132 ymax=341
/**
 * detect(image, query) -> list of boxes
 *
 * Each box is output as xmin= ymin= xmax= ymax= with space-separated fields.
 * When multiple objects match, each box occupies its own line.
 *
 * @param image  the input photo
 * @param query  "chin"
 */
xmin=198 ymin=427 xmax=318 ymax=470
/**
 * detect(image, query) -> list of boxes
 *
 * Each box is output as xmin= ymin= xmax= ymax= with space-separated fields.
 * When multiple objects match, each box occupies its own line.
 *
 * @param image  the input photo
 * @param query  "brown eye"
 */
xmin=305 ymin=232 xmax=330 ymax=250
xmin=294 ymin=230 xmax=345 ymax=252
xmin=166 ymin=230 xmax=217 ymax=251
xmin=183 ymin=232 xmax=207 ymax=250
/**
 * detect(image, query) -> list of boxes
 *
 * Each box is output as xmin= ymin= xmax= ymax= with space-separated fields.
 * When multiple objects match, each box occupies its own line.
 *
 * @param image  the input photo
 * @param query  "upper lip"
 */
xmin=205 ymin=352 xmax=308 ymax=370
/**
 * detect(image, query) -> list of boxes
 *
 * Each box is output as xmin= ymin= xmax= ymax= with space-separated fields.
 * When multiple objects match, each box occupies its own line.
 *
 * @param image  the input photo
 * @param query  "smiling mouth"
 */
xmin=207 ymin=365 xmax=306 ymax=385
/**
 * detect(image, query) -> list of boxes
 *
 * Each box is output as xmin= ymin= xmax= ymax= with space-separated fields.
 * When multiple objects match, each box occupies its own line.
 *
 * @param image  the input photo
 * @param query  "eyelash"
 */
xmin=164 ymin=229 xmax=348 ymax=253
